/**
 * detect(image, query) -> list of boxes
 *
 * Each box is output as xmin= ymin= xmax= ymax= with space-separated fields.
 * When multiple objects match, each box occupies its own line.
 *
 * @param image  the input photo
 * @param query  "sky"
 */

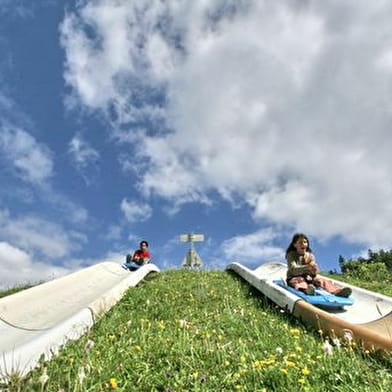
xmin=1 ymin=0 xmax=392 ymax=289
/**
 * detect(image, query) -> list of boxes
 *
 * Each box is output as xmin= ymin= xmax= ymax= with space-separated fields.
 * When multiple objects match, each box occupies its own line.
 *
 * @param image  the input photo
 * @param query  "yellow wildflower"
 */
xmin=109 ymin=378 xmax=118 ymax=389
xmin=302 ymin=367 xmax=311 ymax=375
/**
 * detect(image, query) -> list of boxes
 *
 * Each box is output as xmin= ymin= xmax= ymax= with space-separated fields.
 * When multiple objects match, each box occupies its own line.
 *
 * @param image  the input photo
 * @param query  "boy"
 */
xmin=126 ymin=240 xmax=151 ymax=266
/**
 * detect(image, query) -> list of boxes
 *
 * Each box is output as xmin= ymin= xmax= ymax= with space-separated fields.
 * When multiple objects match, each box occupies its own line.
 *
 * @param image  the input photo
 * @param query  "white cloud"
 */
xmin=0 ymin=241 xmax=71 ymax=290
xmin=0 ymin=98 xmax=88 ymax=223
xmin=68 ymin=134 xmax=100 ymax=167
xmin=222 ymin=228 xmax=285 ymax=263
xmin=68 ymin=133 xmax=100 ymax=185
xmin=61 ymin=1 xmax=392 ymax=250
xmin=120 ymin=199 xmax=152 ymax=223
xmin=104 ymin=225 xmax=123 ymax=241
xmin=0 ymin=209 xmax=85 ymax=258
xmin=0 ymin=125 xmax=53 ymax=184
xmin=375 ymin=49 xmax=392 ymax=72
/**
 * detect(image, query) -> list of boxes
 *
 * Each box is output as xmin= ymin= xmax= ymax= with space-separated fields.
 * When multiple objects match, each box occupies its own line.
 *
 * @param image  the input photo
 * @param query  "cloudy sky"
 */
xmin=1 ymin=0 xmax=392 ymax=288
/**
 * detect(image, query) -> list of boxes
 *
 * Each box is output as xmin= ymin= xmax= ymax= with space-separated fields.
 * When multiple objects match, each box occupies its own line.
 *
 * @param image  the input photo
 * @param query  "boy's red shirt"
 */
xmin=133 ymin=249 xmax=151 ymax=259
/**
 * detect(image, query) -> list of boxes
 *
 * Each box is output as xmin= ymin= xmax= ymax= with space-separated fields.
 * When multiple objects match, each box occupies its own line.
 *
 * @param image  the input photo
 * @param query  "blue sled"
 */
xmin=122 ymin=262 xmax=142 ymax=271
xmin=274 ymin=279 xmax=354 ymax=308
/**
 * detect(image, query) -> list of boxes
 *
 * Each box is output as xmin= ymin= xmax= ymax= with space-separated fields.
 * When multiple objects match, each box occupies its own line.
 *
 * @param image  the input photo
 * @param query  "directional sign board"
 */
xmin=179 ymin=233 xmax=204 ymax=268
xmin=179 ymin=234 xmax=204 ymax=243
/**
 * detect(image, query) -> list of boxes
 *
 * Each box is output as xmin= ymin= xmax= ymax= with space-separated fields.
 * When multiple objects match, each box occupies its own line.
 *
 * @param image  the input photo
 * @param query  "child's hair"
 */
xmin=285 ymin=233 xmax=312 ymax=257
xmin=140 ymin=240 xmax=149 ymax=248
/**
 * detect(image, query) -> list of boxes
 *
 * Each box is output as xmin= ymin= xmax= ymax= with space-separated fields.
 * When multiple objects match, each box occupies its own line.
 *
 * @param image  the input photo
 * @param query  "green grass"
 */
xmin=2 ymin=270 xmax=392 ymax=391
xmin=325 ymin=273 xmax=392 ymax=297
xmin=0 ymin=283 xmax=36 ymax=299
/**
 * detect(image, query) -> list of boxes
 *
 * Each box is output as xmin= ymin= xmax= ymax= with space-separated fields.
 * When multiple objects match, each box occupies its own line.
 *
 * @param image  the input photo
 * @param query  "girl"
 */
xmin=286 ymin=233 xmax=351 ymax=297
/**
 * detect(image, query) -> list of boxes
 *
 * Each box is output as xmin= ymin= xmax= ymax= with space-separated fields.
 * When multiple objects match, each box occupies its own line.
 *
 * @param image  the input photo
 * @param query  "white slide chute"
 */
xmin=0 ymin=262 xmax=159 ymax=379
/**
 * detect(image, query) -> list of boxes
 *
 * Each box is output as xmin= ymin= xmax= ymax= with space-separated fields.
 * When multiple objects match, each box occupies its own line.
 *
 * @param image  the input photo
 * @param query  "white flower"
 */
xmin=84 ymin=339 xmax=95 ymax=352
xmin=332 ymin=337 xmax=341 ymax=349
xmin=179 ymin=319 xmax=189 ymax=328
xmin=39 ymin=367 xmax=49 ymax=386
xmin=276 ymin=347 xmax=283 ymax=354
xmin=323 ymin=340 xmax=333 ymax=355
xmin=343 ymin=329 xmax=353 ymax=342
xmin=78 ymin=367 xmax=86 ymax=384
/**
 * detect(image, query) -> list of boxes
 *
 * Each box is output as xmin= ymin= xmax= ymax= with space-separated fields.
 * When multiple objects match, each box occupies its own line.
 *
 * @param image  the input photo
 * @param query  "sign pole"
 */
xmin=179 ymin=233 xmax=204 ymax=268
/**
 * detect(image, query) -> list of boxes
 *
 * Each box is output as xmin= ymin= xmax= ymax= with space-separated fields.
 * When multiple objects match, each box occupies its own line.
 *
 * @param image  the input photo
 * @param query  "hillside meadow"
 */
xmin=1 ymin=269 xmax=392 ymax=391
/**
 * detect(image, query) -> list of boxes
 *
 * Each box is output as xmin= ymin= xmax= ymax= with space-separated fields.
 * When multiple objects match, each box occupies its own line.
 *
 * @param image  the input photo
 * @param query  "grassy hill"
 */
xmin=3 ymin=269 xmax=392 ymax=391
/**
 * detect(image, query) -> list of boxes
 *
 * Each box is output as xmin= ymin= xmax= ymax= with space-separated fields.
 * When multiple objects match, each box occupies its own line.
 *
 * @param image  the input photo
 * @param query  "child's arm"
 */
xmin=287 ymin=252 xmax=315 ymax=276
xmin=304 ymin=253 xmax=318 ymax=275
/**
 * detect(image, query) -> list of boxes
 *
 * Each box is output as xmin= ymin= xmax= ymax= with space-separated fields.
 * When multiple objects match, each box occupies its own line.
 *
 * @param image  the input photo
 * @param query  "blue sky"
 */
xmin=1 ymin=0 xmax=392 ymax=288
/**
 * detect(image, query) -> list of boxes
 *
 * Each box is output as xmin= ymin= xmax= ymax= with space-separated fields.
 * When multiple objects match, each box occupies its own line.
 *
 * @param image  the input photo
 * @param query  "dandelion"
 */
xmin=302 ymin=366 xmax=311 ymax=375
xmin=276 ymin=347 xmax=283 ymax=354
xmin=323 ymin=340 xmax=333 ymax=355
xmin=109 ymin=378 xmax=118 ymax=389
xmin=290 ymin=328 xmax=300 ymax=335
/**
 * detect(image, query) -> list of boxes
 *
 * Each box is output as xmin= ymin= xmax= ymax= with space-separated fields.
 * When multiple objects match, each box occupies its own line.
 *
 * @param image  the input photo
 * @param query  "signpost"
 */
xmin=179 ymin=233 xmax=204 ymax=268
